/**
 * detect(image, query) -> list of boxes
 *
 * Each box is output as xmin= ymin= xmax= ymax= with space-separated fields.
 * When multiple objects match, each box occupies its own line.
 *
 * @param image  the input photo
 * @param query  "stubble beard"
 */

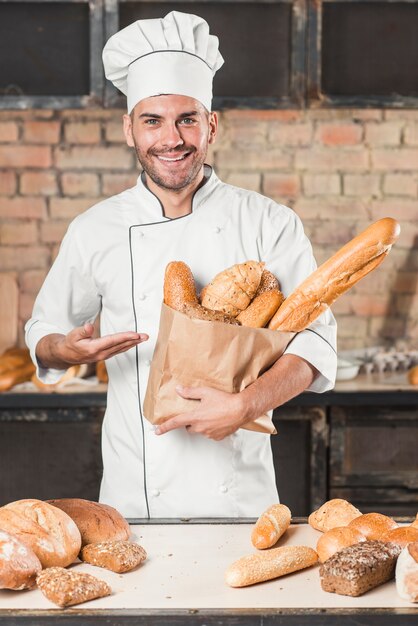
xmin=133 ymin=140 xmax=207 ymax=192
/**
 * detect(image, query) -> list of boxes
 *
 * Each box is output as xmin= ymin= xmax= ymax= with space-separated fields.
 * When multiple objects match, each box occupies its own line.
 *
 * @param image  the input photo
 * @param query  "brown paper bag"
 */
xmin=143 ymin=304 xmax=295 ymax=434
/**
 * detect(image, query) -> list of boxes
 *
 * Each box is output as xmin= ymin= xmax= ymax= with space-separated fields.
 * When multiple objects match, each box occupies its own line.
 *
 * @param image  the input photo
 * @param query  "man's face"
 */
xmin=123 ymin=94 xmax=218 ymax=191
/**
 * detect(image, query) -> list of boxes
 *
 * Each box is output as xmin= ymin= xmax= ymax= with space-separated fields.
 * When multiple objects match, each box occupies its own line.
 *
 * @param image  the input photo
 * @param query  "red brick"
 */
xmin=19 ymin=292 xmax=36 ymax=322
xmin=365 ymin=123 xmax=402 ymax=146
xmin=20 ymin=171 xmax=58 ymax=196
xmin=370 ymin=199 xmax=418 ymax=222
xmin=307 ymin=109 xmax=382 ymax=122
xmin=385 ymin=110 xmax=418 ymax=121
xmin=263 ymin=174 xmax=300 ymax=198
xmin=396 ymin=222 xmax=418 ymax=249
xmin=354 ymin=268 xmax=393 ymax=294
xmin=335 ymin=316 xmax=369 ymax=339
xmin=227 ymin=122 xmax=268 ymax=146
xmin=383 ymin=174 xmax=417 ymax=197
xmin=369 ymin=316 xmax=406 ymax=340
xmin=101 ymin=173 xmax=139 ymax=196
xmin=0 ymin=122 xmax=19 ymax=142
xmin=223 ymin=110 xmax=303 ymax=123
xmin=390 ymin=248 xmax=418 ymax=271
xmin=0 ymin=110 xmax=54 ymax=121
xmin=223 ymin=172 xmax=261 ymax=193
xmin=396 ymin=293 xmax=418 ymax=315
xmin=49 ymin=197 xmax=96 ymax=219
xmin=65 ymin=122 xmax=101 ymax=144
xmin=0 ymin=146 xmax=52 ymax=168
xmin=371 ymin=149 xmax=418 ymax=171
xmin=404 ymin=124 xmax=418 ymax=147
xmin=268 ymin=123 xmax=312 ymax=147
xmin=54 ymin=146 xmax=133 ymax=170
xmin=392 ymin=272 xmax=418 ymax=294
xmin=105 ymin=122 xmax=126 ymax=143
xmin=61 ymin=172 xmax=99 ymax=196
xmin=350 ymin=294 xmax=390 ymax=317
xmin=0 ymin=171 xmax=17 ymax=196
xmin=330 ymin=297 xmax=352 ymax=315
xmin=294 ymin=198 xmax=368 ymax=221
xmin=216 ymin=149 xmax=291 ymax=170
xmin=0 ymin=246 xmax=50 ymax=271
xmin=0 ymin=221 xmax=38 ymax=245
xmin=19 ymin=269 xmax=48 ymax=293
xmin=0 ymin=197 xmax=47 ymax=219
xmin=40 ymin=220 xmax=69 ymax=244
xmin=23 ymin=121 xmax=60 ymax=144
xmin=303 ymin=174 xmax=340 ymax=196
xmin=295 ymin=148 xmax=369 ymax=172
xmin=344 ymin=174 xmax=380 ymax=197
xmin=315 ymin=123 xmax=362 ymax=146
xmin=61 ymin=109 xmax=118 ymax=120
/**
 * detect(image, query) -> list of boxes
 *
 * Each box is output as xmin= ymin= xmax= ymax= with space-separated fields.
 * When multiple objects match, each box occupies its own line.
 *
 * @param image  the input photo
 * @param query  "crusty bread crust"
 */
xmin=269 ymin=217 xmax=400 ymax=331
xmin=308 ymin=499 xmax=362 ymax=533
xmin=348 ymin=513 xmax=398 ymax=541
xmin=251 ymin=504 xmax=291 ymax=549
xmin=201 ymin=261 xmax=264 ymax=316
xmin=182 ymin=302 xmax=241 ymax=325
xmin=316 ymin=526 xmax=366 ymax=563
xmin=225 ymin=545 xmax=318 ymax=587
xmin=0 ymin=530 xmax=42 ymax=590
xmin=237 ymin=290 xmax=284 ymax=328
xmin=163 ymin=261 xmax=199 ymax=312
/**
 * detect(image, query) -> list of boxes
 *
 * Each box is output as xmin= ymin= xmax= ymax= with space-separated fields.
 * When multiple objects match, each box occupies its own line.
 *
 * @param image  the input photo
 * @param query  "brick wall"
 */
xmin=0 ymin=108 xmax=417 ymax=351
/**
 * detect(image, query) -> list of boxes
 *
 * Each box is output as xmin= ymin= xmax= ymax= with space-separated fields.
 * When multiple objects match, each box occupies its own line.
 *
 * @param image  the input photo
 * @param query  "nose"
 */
xmin=160 ymin=122 xmax=184 ymax=149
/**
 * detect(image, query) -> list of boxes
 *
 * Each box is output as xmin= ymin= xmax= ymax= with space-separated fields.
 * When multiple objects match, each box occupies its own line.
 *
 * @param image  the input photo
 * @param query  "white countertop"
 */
xmin=0 ymin=523 xmax=414 ymax=611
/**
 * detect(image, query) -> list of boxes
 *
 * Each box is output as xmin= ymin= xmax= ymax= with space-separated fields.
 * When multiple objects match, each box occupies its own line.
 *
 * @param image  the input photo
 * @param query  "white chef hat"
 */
xmin=103 ymin=11 xmax=224 ymax=113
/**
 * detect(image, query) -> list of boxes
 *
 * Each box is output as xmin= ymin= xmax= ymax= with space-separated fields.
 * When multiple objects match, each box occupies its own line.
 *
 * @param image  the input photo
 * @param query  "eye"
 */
xmin=180 ymin=118 xmax=196 ymax=125
xmin=144 ymin=118 xmax=160 ymax=125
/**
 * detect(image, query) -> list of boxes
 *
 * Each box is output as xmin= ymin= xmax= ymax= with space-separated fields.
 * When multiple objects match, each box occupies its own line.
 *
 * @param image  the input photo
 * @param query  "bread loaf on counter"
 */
xmin=316 ymin=526 xmax=366 ymax=563
xmin=382 ymin=526 xmax=418 ymax=547
xmin=348 ymin=513 xmax=398 ymax=541
xmin=37 ymin=567 xmax=111 ymax=607
xmin=269 ymin=217 xmax=400 ymax=332
xmin=0 ymin=499 xmax=81 ymax=568
xmin=47 ymin=498 xmax=130 ymax=547
xmin=0 ymin=347 xmax=35 ymax=392
xmin=396 ymin=542 xmax=418 ymax=602
xmin=308 ymin=499 xmax=362 ymax=533
xmin=0 ymin=530 xmax=42 ymax=590
xmin=80 ymin=540 xmax=147 ymax=573
xmin=251 ymin=504 xmax=291 ymax=549
xmin=225 ymin=545 xmax=318 ymax=587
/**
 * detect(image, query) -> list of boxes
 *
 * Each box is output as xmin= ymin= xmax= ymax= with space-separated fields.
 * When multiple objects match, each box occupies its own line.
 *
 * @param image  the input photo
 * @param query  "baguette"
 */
xmin=237 ymin=290 xmax=284 ymax=328
xmin=251 ymin=504 xmax=291 ymax=549
xmin=269 ymin=217 xmax=400 ymax=332
xmin=164 ymin=261 xmax=199 ymax=312
xmin=225 ymin=545 xmax=318 ymax=587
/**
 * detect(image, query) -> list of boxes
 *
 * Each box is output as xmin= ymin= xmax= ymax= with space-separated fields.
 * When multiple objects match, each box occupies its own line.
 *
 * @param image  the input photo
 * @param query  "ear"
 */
xmin=208 ymin=111 xmax=218 ymax=145
xmin=123 ymin=113 xmax=135 ymax=148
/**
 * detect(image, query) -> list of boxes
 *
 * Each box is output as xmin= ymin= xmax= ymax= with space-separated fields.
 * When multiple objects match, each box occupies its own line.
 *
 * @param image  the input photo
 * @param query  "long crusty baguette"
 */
xmin=251 ymin=503 xmax=291 ymax=549
xmin=268 ymin=217 xmax=400 ymax=332
xmin=237 ymin=290 xmax=284 ymax=328
xmin=225 ymin=545 xmax=318 ymax=587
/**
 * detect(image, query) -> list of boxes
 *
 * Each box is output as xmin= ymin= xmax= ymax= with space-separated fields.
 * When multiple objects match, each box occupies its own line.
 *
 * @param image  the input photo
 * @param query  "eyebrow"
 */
xmin=138 ymin=110 xmax=199 ymax=119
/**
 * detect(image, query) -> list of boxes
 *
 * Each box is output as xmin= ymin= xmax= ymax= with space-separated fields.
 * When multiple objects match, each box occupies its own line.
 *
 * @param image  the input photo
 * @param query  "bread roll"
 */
xmin=251 ymin=504 xmax=291 ymax=549
xmin=225 ymin=545 xmax=318 ymax=587
xmin=37 ymin=567 xmax=111 ymax=607
xmin=201 ymin=261 xmax=265 ymax=316
xmin=396 ymin=542 xmax=418 ymax=602
xmin=96 ymin=360 xmax=108 ymax=384
xmin=80 ymin=540 xmax=147 ymax=573
xmin=316 ymin=526 xmax=366 ymax=563
xmin=0 ymin=530 xmax=42 ymax=590
xmin=0 ymin=499 xmax=81 ymax=568
xmin=348 ymin=513 xmax=398 ymax=541
xmin=382 ymin=526 xmax=418 ymax=547
xmin=408 ymin=365 xmax=418 ymax=386
xmin=269 ymin=217 xmax=400 ymax=332
xmin=31 ymin=364 xmax=89 ymax=391
xmin=164 ymin=261 xmax=199 ymax=312
xmin=0 ymin=361 xmax=36 ymax=392
xmin=255 ymin=270 xmax=280 ymax=295
xmin=237 ymin=290 xmax=285 ymax=328
xmin=47 ymin=498 xmax=130 ymax=547
xmin=182 ymin=302 xmax=241 ymax=325
xmin=0 ymin=348 xmax=32 ymax=375
xmin=308 ymin=499 xmax=362 ymax=533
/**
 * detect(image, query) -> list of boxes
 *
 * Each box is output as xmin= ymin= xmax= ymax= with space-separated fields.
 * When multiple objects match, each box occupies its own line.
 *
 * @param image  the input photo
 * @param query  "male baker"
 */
xmin=26 ymin=11 xmax=337 ymax=518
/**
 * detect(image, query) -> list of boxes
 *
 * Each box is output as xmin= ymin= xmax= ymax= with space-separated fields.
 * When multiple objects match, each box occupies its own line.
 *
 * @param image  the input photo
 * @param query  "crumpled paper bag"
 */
xmin=143 ymin=304 xmax=296 ymax=434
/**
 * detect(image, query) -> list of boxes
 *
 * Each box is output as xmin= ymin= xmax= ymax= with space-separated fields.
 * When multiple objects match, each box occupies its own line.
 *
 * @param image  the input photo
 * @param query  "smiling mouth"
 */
xmin=155 ymin=152 xmax=191 ymax=163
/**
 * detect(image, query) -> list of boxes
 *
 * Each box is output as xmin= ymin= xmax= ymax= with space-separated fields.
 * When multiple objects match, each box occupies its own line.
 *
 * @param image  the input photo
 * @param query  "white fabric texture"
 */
xmin=25 ymin=168 xmax=337 ymax=518
xmin=102 ymin=11 xmax=224 ymax=112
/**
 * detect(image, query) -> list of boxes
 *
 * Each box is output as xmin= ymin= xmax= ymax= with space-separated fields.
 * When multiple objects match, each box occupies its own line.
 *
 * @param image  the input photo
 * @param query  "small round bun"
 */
xmin=382 ymin=526 xmax=418 ymax=547
xmin=0 ymin=530 xmax=42 ymax=590
xmin=408 ymin=365 xmax=418 ymax=386
xmin=348 ymin=512 xmax=398 ymax=540
xmin=47 ymin=498 xmax=130 ymax=546
xmin=0 ymin=499 xmax=81 ymax=568
xmin=308 ymin=499 xmax=362 ymax=533
xmin=316 ymin=526 xmax=366 ymax=563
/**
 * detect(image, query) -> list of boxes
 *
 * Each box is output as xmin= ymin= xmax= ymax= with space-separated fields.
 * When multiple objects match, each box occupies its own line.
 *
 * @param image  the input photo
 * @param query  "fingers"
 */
xmin=175 ymin=385 xmax=206 ymax=400
xmin=155 ymin=414 xmax=191 ymax=435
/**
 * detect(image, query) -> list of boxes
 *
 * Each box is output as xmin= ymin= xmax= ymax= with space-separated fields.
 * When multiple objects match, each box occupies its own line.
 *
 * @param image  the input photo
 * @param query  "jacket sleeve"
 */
xmin=263 ymin=205 xmax=337 ymax=393
xmin=25 ymin=220 xmax=102 ymax=384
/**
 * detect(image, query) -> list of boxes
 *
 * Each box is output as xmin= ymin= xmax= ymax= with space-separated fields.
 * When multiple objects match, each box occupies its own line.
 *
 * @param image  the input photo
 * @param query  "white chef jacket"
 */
xmin=25 ymin=166 xmax=337 ymax=518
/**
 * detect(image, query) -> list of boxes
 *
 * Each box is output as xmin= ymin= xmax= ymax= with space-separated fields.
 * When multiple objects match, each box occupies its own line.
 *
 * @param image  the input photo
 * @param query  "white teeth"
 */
xmin=157 ymin=154 xmax=188 ymax=162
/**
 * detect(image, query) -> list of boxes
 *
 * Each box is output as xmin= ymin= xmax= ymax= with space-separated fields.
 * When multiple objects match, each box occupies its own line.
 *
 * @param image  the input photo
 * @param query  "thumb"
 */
xmin=75 ymin=322 xmax=95 ymax=340
xmin=176 ymin=385 xmax=205 ymax=400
